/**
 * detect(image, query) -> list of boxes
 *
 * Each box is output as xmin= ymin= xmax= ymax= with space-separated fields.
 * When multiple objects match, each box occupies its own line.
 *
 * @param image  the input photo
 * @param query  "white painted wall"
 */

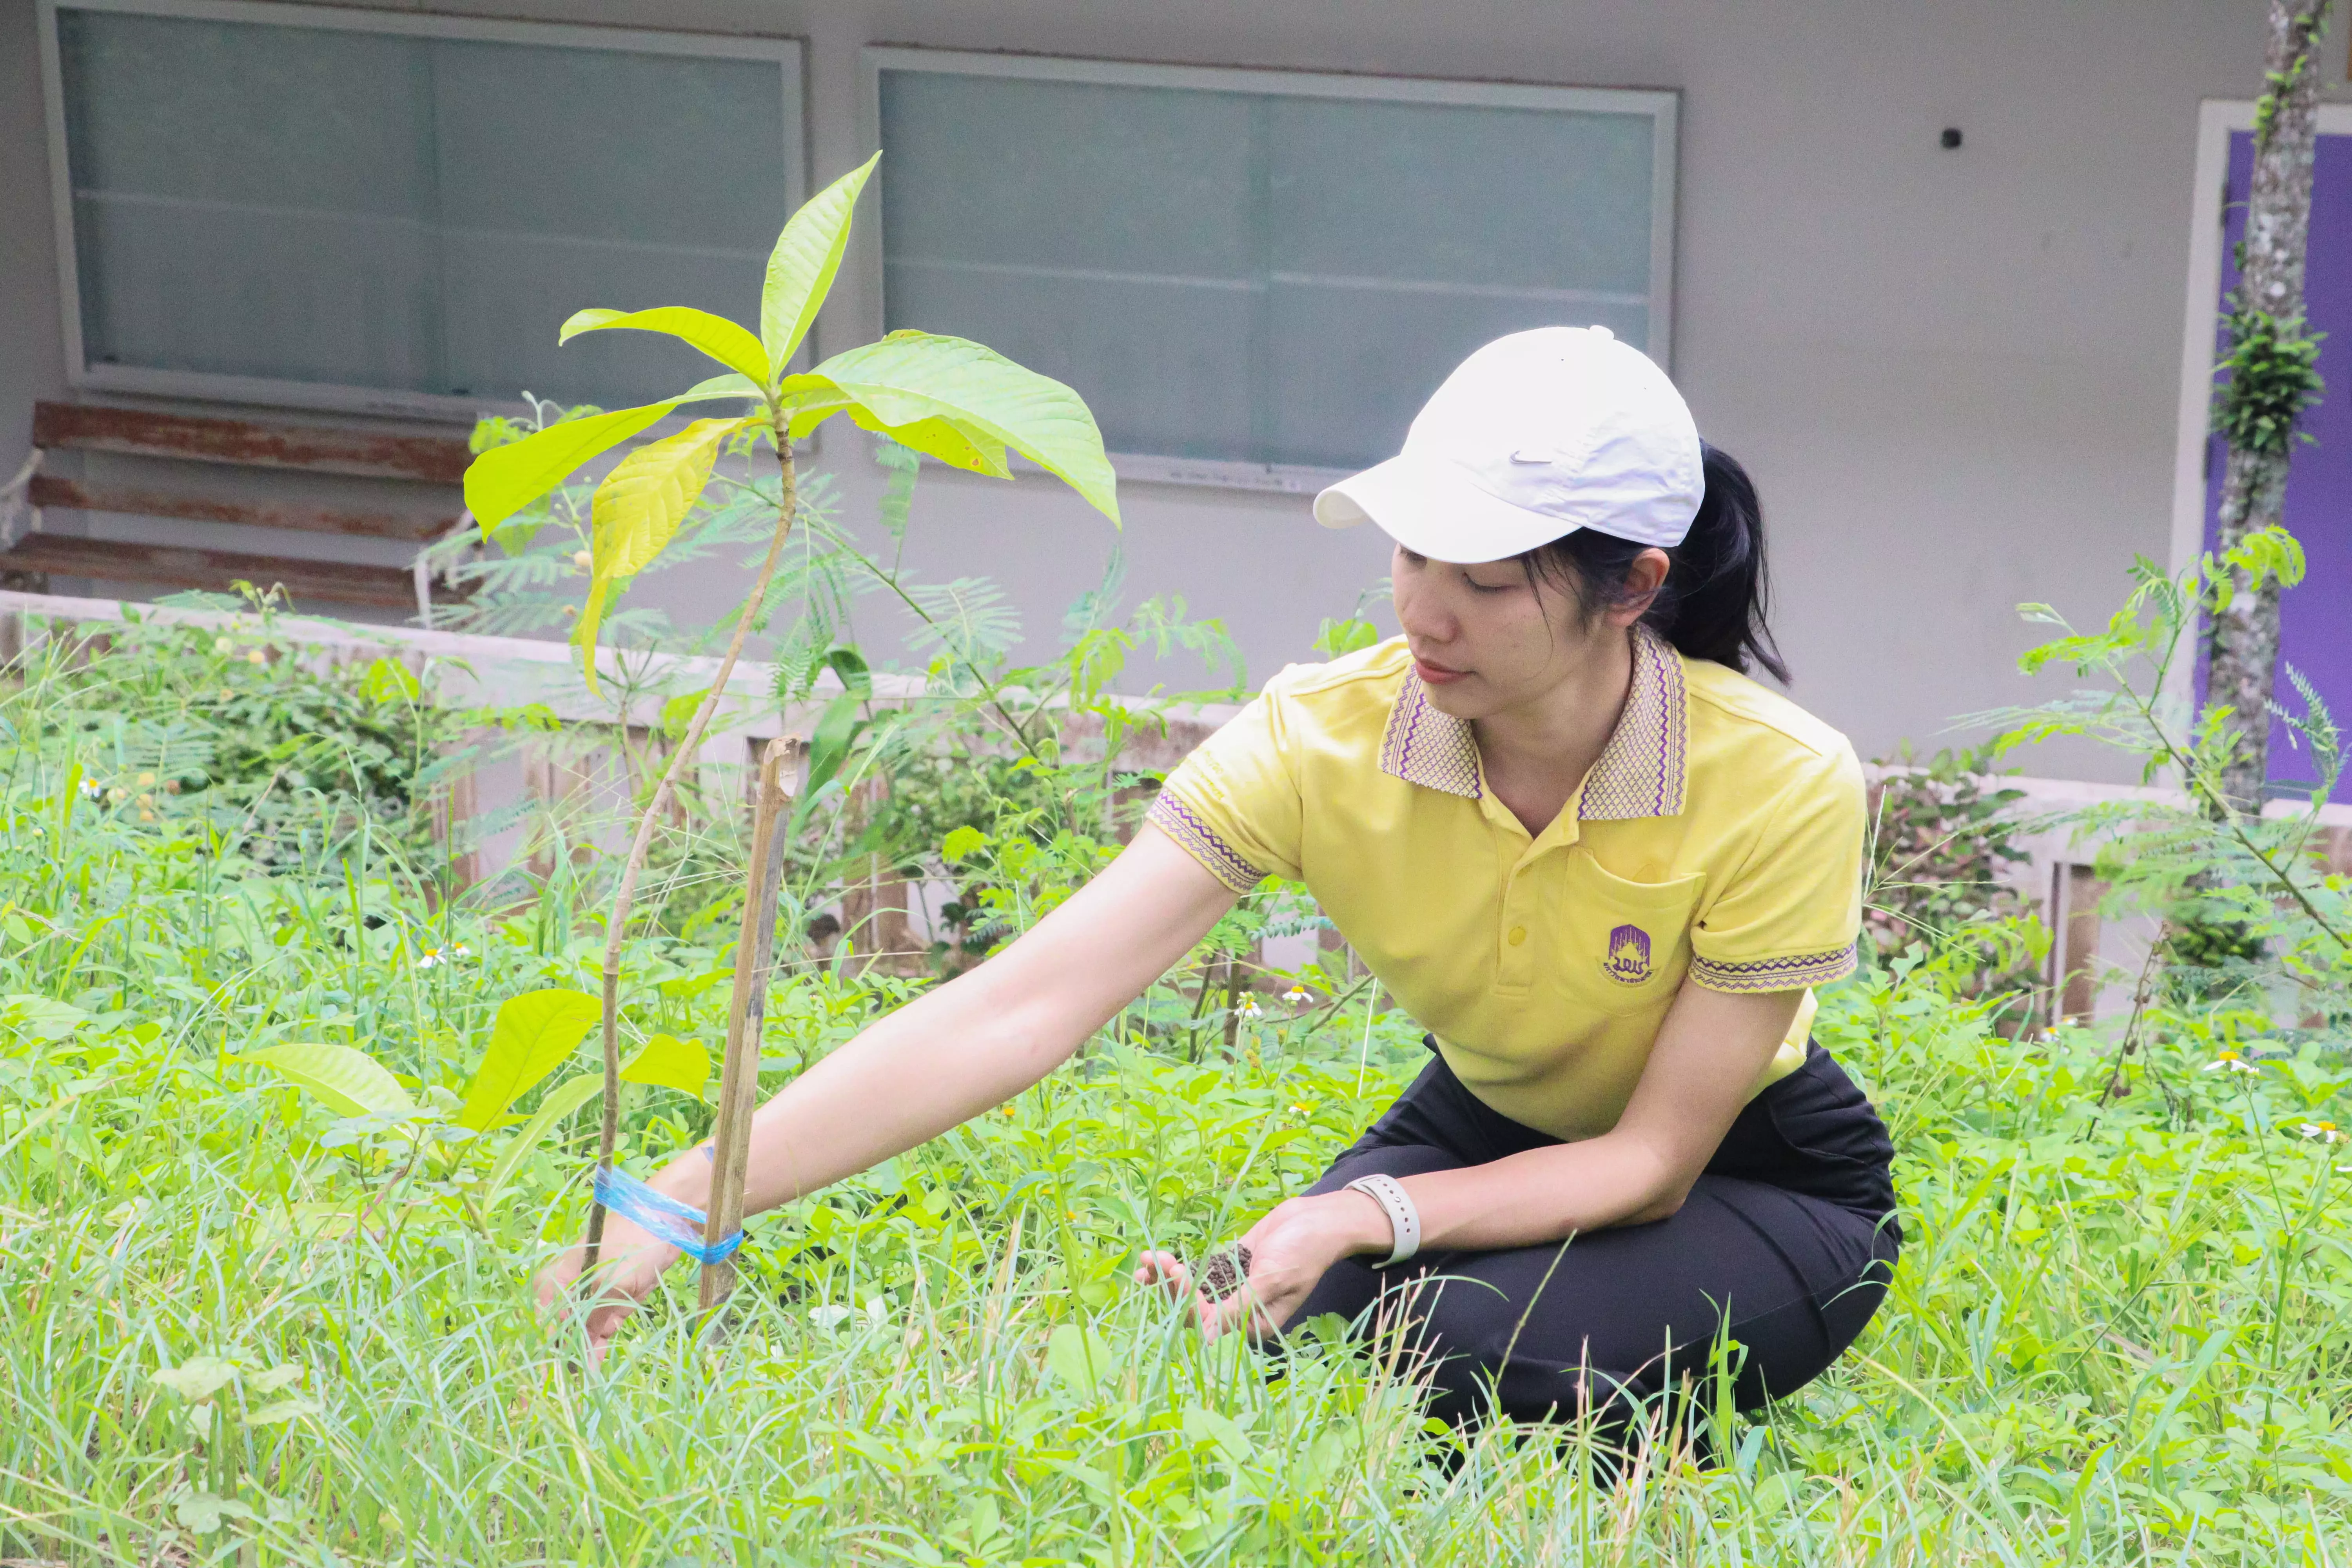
xmin=5 ymin=0 xmax=2349 ymax=777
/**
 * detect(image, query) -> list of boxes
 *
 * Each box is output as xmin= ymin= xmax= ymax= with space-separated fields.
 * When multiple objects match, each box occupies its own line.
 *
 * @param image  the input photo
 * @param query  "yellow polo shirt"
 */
xmin=1147 ymin=626 xmax=1865 ymax=1140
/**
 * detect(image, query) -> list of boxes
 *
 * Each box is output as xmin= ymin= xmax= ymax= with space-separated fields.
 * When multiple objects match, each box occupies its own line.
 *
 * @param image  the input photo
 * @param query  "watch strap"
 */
xmin=1344 ymin=1172 xmax=1422 ymax=1268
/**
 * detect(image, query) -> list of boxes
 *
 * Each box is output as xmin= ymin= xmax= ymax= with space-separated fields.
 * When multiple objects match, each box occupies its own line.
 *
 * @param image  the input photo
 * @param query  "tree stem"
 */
xmin=582 ymin=434 xmax=800 ymax=1275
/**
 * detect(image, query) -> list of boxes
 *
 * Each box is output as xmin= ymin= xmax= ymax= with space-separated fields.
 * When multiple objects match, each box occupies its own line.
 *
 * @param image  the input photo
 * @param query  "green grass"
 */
xmin=2 ymin=625 xmax=2350 ymax=1565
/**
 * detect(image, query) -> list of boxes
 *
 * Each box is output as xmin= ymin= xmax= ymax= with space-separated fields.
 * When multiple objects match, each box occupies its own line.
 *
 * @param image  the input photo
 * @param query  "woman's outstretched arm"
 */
xmin=537 ymin=826 xmax=1238 ymax=1352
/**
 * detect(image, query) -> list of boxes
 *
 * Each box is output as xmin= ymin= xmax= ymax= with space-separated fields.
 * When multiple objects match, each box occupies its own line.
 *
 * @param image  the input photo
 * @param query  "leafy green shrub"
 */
xmin=1990 ymin=532 xmax=2352 ymax=1022
xmin=1864 ymin=744 xmax=2043 ymax=1015
xmin=16 ymin=606 xmax=449 ymax=874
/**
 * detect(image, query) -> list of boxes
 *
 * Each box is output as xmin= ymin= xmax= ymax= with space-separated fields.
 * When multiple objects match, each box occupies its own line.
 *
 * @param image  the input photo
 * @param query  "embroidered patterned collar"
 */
xmin=1375 ymin=622 xmax=1690 ymax=819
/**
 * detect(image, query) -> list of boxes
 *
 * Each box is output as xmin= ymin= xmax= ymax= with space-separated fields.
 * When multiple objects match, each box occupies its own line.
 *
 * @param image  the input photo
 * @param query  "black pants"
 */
xmin=1286 ymin=1040 xmax=1900 ymax=1430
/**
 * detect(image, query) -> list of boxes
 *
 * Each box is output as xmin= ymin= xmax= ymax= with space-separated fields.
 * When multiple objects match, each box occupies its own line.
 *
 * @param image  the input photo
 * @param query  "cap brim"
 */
xmin=1313 ymin=452 xmax=1578 ymax=564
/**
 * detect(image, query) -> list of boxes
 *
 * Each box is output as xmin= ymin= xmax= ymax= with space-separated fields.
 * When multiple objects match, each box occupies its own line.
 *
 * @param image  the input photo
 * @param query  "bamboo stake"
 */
xmin=583 ymin=439 xmax=797 ymax=1275
xmin=700 ymin=735 xmax=800 ymax=1311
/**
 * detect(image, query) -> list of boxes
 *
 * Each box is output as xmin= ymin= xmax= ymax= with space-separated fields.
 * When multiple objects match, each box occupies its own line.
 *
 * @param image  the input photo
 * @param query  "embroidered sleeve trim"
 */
xmin=1689 ymin=944 xmax=1857 ymax=994
xmin=1147 ymin=790 xmax=1268 ymax=893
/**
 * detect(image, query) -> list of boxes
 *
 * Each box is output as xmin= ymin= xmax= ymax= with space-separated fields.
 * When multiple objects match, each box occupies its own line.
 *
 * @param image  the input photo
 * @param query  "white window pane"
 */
xmin=59 ymin=11 xmax=438 ymax=390
xmin=880 ymin=72 xmax=1260 ymax=459
xmin=880 ymin=73 xmax=1258 ymax=274
xmin=876 ymin=62 xmax=1670 ymax=477
xmin=430 ymin=39 xmax=789 ymax=406
xmin=54 ymin=8 xmax=794 ymax=410
xmin=1268 ymin=98 xmax=1655 ymax=294
xmin=1266 ymin=96 xmax=1654 ymax=465
xmin=1267 ymin=289 xmax=1651 ymax=472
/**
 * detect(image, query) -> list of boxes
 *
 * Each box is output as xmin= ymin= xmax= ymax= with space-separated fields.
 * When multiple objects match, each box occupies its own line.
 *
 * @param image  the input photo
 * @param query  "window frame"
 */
xmin=857 ymin=45 xmax=1679 ymax=494
xmin=36 ymin=0 xmax=807 ymax=423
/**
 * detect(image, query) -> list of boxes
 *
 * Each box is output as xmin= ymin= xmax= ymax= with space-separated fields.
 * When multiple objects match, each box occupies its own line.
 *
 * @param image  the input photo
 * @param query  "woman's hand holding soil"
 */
xmin=535 ymin=1214 xmax=681 ymax=1361
xmin=1135 ymin=1189 xmax=1391 ymax=1339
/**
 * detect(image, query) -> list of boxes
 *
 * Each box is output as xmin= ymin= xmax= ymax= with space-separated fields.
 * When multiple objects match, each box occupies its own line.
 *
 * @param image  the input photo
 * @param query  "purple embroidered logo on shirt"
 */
xmin=1604 ymin=924 xmax=1653 ymax=984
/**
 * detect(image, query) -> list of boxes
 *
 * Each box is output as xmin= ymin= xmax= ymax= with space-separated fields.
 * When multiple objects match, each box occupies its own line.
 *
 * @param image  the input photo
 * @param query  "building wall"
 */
xmin=5 ymin=0 xmax=2348 ymax=776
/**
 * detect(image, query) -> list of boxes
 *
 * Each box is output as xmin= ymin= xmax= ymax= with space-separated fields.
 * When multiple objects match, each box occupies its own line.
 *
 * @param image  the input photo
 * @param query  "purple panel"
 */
xmin=2207 ymin=132 xmax=2352 ymax=799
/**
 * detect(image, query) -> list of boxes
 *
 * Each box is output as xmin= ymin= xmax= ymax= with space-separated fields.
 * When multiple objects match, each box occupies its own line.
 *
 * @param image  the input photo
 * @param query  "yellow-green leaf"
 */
xmin=659 ymin=690 xmax=704 ymax=742
xmin=570 ymin=575 xmax=612 ymax=689
xmin=849 ymin=411 xmax=1011 ymax=478
xmin=464 ymin=401 xmax=678 ymax=533
xmin=810 ymin=332 xmax=1118 ymax=523
xmin=361 ymin=656 xmax=421 ymax=704
xmin=479 ymin=1072 xmax=603 ymax=1212
xmin=236 ymin=1043 xmax=417 ymax=1121
xmin=152 ymin=1357 xmax=240 ymax=1401
xmin=621 ymin=1032 xmax=709 ymax=1097
xmin=675 ymin=372 xmax=767 ymax=405
xmin=576 ymin=416 xmax=751 ymax=691
xmin=761 ymin=154 xmax=880 ymax=371
xmin=777 ymin=374 xmax=855 ymax=439
xmin=591 ymin=417 xmax=748 ymax=581
xmin=780 ymin=381 xmax=1008 ymax=474
xmin=1045 ymin=1323 xmax=1112 ymax=1392
xmin=560 ymin=307 xmax=771 ymax=388
xmin=455 ymin=988 xmax=603 ymax=1132
xmin=244 ymin=1396 xmax=321 ymax=1427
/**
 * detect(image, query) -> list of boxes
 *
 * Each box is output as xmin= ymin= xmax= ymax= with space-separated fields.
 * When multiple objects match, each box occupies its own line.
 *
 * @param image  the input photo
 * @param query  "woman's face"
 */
xmin=1389 ymin=541 xmax=1664 ymax=721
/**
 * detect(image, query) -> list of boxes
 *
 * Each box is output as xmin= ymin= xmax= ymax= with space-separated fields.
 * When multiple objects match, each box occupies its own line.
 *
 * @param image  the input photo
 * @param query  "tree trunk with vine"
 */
xmin=2207 ymin=0 xmax=2333 ymax=814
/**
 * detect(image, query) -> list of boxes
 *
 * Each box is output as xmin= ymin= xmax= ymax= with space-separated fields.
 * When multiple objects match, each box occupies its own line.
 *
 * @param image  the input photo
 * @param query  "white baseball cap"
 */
xmin=1313 ymin=326 xmax=1704 ymax=563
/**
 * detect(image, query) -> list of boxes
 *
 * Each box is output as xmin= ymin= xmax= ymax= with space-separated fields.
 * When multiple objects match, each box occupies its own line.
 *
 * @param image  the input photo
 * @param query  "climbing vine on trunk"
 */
xmin=2206 ymin=0 xmax=2333 ymax=814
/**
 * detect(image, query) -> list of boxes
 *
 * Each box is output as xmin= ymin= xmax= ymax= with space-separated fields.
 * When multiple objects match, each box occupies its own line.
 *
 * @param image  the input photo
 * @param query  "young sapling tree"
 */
xmin=462 ymin=153 xmax=1120 ymax=1275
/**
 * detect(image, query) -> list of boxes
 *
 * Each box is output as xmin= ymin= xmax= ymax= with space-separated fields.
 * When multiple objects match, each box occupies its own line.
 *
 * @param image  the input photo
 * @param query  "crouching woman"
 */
xmin=538 ymin=327 xmax=1899 ymax=1430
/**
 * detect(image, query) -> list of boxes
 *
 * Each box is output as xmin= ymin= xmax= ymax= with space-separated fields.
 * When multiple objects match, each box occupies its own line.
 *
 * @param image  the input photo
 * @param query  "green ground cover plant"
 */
xmin=5 ymin=152 xmax=2351 ymax=1567
xmin=1 ymin=528 xmax=2351 ymax=1562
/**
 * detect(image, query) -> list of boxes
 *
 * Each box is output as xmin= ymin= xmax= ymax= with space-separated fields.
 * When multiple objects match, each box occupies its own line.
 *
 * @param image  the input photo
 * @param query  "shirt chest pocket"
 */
xmin=1552 ymin=855 xmax=1707 ymax=1016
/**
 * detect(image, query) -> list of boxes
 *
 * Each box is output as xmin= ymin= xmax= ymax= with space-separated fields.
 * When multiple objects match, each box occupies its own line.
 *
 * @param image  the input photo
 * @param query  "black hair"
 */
xmin=1519 ymin=442 xmax=1789 ymax=684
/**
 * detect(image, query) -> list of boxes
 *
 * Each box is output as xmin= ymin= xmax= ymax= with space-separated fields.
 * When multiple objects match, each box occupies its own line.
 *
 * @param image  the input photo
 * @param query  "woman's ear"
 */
xmin=1606 ymin=548 xmax=1672 ymax=626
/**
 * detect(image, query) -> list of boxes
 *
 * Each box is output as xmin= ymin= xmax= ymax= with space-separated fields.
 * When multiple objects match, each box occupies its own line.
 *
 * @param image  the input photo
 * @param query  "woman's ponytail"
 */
xmin=1523 ymin=442 xmax=1789 ymax=684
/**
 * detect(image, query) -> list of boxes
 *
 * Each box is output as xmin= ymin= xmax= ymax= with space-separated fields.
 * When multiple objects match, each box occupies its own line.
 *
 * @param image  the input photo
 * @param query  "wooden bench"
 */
xmin=0 ymin=403 xmax=474 ymax=613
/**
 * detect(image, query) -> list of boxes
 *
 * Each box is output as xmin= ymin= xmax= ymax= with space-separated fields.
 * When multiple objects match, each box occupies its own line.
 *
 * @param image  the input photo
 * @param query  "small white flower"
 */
xmin=2204 ymin=1051 xmax=2260 ymax=1075
xmin=2296 ymin=1121 xmax=2344 ymax=1144
xmin=416 ymin=942 xmax=470 ymax=970
xmin=1235 ymin=995 xmax=1263 ymax=1019
xmin=1283 ymin=985 xmax=1310 ymax=1004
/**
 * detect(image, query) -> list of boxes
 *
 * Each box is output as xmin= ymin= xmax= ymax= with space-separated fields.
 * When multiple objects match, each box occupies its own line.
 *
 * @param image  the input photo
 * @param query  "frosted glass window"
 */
xmin=45 ymin=4 xmax=801 ymax=415
xmin=874 ymin=56 xmax=1674 ymax=481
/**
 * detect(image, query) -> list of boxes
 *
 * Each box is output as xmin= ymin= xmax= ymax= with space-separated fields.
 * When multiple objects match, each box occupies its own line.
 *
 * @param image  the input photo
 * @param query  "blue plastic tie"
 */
xmin=592 ymin=1165 xmax=743 ymax=1265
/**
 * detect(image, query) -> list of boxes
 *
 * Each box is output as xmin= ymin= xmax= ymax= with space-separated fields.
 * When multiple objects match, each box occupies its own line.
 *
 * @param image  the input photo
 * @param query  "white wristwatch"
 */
xmin=1344 ymin=1172 xmax=1423 ymax=1268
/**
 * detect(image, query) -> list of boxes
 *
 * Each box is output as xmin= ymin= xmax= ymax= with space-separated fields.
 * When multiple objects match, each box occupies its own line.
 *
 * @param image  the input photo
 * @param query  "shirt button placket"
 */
xmin=1499 ymin=873 xmax=1535 ymax=990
